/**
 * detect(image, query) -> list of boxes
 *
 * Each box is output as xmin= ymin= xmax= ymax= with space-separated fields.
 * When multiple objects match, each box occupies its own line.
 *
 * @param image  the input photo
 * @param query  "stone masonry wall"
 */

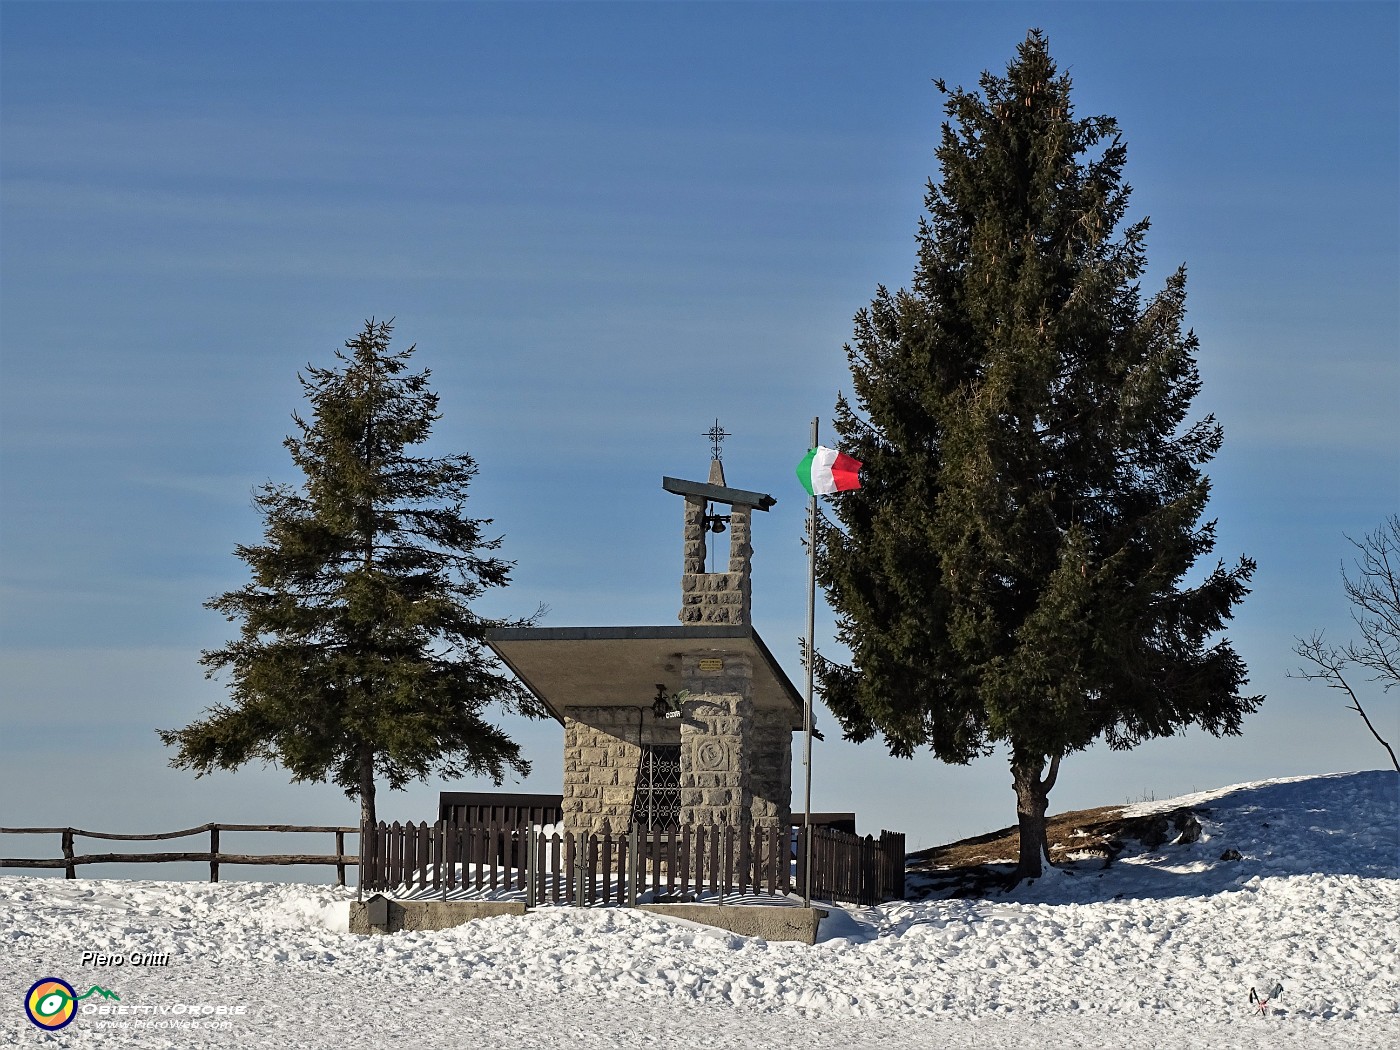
xmin=747 ymin=707 xmax=793 ymax=828
xmin=562 ymin=707 xmax=679 ymax=836
xmin=682 ymin=495 xmax=707 ymax=575
xmin=678 ymin=652 xmax=753 ymax=827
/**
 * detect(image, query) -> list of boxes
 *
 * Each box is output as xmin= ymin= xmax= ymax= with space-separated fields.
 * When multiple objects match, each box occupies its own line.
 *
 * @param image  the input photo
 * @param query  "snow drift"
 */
xmin=3 ymin=770 xmax=1395 ymax=1049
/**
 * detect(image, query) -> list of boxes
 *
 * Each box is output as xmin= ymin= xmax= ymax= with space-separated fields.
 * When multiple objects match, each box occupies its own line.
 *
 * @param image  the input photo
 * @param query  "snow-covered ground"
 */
xmin=4 ymin=770 xmax=1396 ymax=1048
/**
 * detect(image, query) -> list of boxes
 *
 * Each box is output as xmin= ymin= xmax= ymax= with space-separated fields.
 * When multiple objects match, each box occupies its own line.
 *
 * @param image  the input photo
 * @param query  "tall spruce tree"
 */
xmin=817 ymin=32 xmax=1260 ymax=879
xmin=159 ymin=319 xmax=542 ymax=831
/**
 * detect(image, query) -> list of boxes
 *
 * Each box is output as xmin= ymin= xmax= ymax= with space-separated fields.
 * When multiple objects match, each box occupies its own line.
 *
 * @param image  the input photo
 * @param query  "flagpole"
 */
xmin=803 ymin=416 xmax=818 ymax=907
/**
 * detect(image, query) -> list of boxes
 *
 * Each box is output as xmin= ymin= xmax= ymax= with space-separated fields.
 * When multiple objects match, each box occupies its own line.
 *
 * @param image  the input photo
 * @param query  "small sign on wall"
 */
xmin=697 ymin=658 xmax=724 ymax=671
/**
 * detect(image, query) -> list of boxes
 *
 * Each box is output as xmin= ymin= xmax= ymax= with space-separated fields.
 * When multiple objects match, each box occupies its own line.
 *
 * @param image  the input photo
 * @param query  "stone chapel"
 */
xmin=484 ymin=459 xmax=804 ymax=836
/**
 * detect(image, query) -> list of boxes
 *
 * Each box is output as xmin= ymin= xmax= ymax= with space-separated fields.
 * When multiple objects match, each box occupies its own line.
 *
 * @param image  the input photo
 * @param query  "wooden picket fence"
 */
xmin=361 ymin=820 xmax=905 ymax=907
xmin=805 ymin=827 xmax=906 ymax=906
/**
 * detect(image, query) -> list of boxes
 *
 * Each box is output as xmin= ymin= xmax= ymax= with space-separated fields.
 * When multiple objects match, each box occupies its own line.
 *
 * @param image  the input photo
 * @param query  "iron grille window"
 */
xmin=631 ymin=744 xmax=681 ymax=831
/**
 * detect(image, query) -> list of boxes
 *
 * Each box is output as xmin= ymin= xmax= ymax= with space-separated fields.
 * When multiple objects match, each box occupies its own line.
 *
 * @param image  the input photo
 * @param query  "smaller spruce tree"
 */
xmin=159 ymin=319 xmax=542 ymax=831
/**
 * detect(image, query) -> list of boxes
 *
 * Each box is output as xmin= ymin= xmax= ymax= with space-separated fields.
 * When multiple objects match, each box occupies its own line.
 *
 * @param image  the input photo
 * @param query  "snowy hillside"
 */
xmin=4 ymin=770 xmax=1396 ymax=1049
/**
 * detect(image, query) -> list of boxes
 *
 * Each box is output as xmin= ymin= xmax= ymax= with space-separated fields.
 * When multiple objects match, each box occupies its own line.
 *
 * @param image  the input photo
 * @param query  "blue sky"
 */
xmin=2 ymin=2 xmax=1396 ymax=877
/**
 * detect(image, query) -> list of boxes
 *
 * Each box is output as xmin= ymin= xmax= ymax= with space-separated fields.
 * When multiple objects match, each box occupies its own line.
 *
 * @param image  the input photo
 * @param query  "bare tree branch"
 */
xmin=1342 ymin=514 xmax=1400 ymax=689
xmin=1291 ymin=631 xmax=1399 ymax=772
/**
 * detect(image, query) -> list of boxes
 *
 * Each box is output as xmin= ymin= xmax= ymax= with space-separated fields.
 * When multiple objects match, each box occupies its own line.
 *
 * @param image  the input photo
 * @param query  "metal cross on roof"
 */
xmin=703 ymin=418 xmax=731 ymax=461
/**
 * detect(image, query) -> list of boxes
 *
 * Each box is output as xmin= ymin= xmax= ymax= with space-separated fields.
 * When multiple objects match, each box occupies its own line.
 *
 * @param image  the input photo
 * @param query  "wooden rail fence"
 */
xmin=0 ymin=824 xmax=358 ymax=885
xmin=362 ymin=820 xmax=905 ymax=907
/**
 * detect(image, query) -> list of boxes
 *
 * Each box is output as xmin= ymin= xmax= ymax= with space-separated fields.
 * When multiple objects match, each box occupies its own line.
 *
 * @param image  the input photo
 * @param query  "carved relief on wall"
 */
xmin=694 ymin=739 xmax=731 ymax=771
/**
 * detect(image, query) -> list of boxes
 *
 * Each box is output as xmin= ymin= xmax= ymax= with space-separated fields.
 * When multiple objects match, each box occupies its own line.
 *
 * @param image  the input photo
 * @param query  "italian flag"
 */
xmin=797 ymin=446 xmax=863 ymax=496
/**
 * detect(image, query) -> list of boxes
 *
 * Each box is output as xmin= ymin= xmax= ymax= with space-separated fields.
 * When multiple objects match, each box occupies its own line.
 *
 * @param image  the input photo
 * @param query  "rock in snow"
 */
xmin=3 ymin=770 xmax=1396 ymax=1049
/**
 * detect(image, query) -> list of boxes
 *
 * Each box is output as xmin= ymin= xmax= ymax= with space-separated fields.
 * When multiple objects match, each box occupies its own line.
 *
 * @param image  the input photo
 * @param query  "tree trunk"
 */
xmin=358 ymin=746 xmax=377 ymax=835
xmin=355 ymin=745 xmax=378 ymax=894
xmin=1010 ymin=750 xmax=1061 ymax=881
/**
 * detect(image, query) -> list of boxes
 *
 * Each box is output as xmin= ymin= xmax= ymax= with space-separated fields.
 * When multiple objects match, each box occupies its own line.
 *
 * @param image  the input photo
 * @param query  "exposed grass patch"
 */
xmin=906 ymin=802 xmax=1209 ymax=897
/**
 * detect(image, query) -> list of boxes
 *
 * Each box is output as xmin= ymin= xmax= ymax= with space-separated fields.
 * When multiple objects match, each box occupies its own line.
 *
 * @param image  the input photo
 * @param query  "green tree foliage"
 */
xmin=159 ymin=319 xmax=543 ymax=830
xmin=816 ymin=32 xmax=1260 ymax=879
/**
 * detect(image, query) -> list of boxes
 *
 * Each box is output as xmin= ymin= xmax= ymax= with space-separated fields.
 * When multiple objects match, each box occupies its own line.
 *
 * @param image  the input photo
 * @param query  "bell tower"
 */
xmin=665 ymin=423 xmax=775 ymax=627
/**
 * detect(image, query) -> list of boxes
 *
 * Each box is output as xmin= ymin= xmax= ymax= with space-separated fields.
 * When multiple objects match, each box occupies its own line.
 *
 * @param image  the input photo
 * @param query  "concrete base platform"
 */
xmin=349 ymin=898 xmax=827 ymax=944
xmin=638 ymin=903 xmax=828 ymax=944
xmin=349 ymin=898 xmax=526 ymax=935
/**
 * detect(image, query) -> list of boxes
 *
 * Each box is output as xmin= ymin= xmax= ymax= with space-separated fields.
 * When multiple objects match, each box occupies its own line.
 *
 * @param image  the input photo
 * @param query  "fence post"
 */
xmin=796 ymin=825 xmax=808 ymax=905
xmin=680 ymin=825 xmax=691 ymax=898
xmin=61 ymin=829 xmax=75 ymax=880
xmin=574 ymin=833 xmax=586 ymax=908
xmin=722 ymin=826 xmax=734 ymax=900
xmin=599 ymin=821 xmax=612 ymax=906
xmin=335 ymin=830 xmax=346 ymax=887
xmin=526 ymin=824 xmax=537 ymax=910
xmin=627 ymin=824 xmax=639 ymax=908
xmin=587 ymin=830 xmax=599 ymax=906
xmin=356 ymin=821 xmax=364 ymax=900
xmin=209 ymin=826 xmax=220 ymax=883
xmin=436 ymin=821 xmax=446 ymax=901
xmin=443 ymin=822 xmax=458 ymax=894
xmin=391 ymin=821 xmax=403 ymax=890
